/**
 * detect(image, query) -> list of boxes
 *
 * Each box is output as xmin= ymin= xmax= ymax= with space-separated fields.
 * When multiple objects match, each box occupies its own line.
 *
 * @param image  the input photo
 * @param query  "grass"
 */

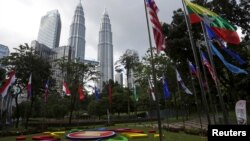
xmin=0 ymin=124 xmax=207 ymax=141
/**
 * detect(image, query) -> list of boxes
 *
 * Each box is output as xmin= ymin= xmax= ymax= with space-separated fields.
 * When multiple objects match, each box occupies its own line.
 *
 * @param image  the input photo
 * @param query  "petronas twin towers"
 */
xmin=68 ymin=2 xmax=86 ymax=61
xmin=97 ymin=9 xmax=114 ymax=88
xmin=69 ymin=1 xmax=114 ymax=88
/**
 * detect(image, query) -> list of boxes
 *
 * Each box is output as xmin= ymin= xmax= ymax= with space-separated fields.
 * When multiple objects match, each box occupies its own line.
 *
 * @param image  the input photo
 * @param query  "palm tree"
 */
xmin=115 ymin=49 xmax=139 ymax=117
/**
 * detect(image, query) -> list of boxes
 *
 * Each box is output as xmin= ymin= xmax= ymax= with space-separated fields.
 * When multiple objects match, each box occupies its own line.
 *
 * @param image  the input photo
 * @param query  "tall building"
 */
xmin=31 ymin=40 xmax=56 ymax=61
xmin=0 ymin=44 xmax=9 ymax=59
xmin=37 ymin=10 xmax=61 ymax=49
xmin=97 ymin=9 xmax=114 ymax=89
xmin=68 ymin=1 xmax=86 ymax=62
xmin=115 ymin=72 xmax=123 ymax=86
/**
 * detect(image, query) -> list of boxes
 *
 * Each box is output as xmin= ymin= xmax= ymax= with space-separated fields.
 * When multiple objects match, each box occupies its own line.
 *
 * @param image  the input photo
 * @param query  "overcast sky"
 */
xmin=0 ymin=0 xmax=182 ymax=62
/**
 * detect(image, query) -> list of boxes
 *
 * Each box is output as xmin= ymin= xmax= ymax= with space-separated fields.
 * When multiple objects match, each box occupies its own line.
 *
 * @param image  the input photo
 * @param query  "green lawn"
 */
xmin=0 ymin=124 xmax=207 ymax=141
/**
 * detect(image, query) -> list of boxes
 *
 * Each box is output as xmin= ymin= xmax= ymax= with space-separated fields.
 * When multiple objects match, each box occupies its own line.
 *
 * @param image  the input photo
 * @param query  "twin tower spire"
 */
xmin=68 ymin=1 xmax=114 ymax=88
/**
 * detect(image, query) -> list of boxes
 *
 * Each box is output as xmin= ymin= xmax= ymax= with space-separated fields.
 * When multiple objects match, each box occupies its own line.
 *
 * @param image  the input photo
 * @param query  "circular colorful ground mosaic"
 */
xmin=66 ymin=131 xmax=116 ymax=140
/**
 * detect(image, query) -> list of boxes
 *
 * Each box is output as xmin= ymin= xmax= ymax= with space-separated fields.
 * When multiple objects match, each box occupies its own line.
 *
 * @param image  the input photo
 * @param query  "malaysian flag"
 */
xmin=201 ymin=51 xmax=217 ymax=82
xmin=145 ymin=0 xmax=166 ymax=53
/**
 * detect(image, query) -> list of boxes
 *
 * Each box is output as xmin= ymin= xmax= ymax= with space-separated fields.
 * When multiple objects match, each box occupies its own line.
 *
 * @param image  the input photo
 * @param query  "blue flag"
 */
xmin=94 ymin=86 xmax=100 ymax=101
xmin=162 ymin=77 xmax=170 ymax=100
xmin=210 ymin=42 xmax=248 ymax=74
xmin=205 ymin=24 xmax=246 ymax=65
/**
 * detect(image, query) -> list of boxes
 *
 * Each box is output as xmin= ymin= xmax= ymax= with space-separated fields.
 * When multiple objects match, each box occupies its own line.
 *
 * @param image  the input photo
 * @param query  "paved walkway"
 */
xmin=164 ymin=118 xmax=209 ymax=131
xmin=133 ymin=117 xmax=211 ymax=131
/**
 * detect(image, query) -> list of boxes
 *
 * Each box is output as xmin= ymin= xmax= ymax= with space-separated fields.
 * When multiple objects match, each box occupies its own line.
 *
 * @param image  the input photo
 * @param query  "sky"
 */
xmin=0 ymin=0 xmax=183 ymax=62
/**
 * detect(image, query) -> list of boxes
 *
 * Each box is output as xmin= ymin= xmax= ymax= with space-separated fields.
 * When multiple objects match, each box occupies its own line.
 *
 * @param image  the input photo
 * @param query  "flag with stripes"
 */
xmin=201 ymin=51 xmax=217 ymax=82
xmin=145 ymin=0 xmax=166 ymax=53
xmin=27 ymin=74 xmax=32 ymax=100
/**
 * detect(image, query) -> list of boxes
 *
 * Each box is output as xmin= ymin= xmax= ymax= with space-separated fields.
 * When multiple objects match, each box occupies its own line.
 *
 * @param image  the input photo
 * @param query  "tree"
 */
xmin=56 ymin=57 xmax=99 ymax=124
xmin=0 ymin=43 xmax=53 ymax=128
xmin=115 ymin=49 xmax=139 ymax=117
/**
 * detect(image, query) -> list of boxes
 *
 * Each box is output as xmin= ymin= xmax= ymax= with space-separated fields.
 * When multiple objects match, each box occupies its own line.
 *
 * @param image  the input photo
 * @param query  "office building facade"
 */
xmin=37 ymin=10 xmax=61 ymax=49
xmin=0 ymin=44 xmax=9 ymax=59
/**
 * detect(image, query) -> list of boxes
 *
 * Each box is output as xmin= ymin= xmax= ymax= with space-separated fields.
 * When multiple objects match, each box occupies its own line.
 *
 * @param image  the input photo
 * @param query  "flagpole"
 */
xmin=196 ymin=42 xmax=217 ymax=124
xmin=188 ymin=63 xmax=203 ymax=131
xmin=201 ymin=22 xmax=229 ymax=124
xmin=144 ymin=0 xmax=163 ymax=140
xmin=181 ymin=0 xmax=211 ymax=124
xmin=175 ymin=71 xmax=185 ymax=128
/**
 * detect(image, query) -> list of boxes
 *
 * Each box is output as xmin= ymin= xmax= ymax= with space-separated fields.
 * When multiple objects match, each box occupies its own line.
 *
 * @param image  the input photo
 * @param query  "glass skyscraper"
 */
xmin=37 ymin=10 xmax=61 ymax=49
xmin=68 ymin=1 xmax=86 ymax=61
xmin=98 ymin=9 xmax=114 ymax=89
xmin=0 ymin=44 xmax=9 ymax=59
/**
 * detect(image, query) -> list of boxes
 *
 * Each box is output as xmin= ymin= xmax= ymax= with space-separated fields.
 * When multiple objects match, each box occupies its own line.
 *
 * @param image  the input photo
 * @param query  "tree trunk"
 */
xmin=25 ymin=99 xmax=33 ymax=129
xmin=15 ymin=95 xmax=20 ymax=128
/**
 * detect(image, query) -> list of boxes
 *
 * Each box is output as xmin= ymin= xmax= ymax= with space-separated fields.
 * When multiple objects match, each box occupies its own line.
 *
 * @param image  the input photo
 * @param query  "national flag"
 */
xmin=200 ymin=51 xmax=217 ymax=82
xmin=186 ymin=3 xmax=202 ymax=24
xmin=188 ymin=60 xmax=197 ymax=77
xmin=63 ymin=81 xmax=71 ymax=96
xmin=78 ymin=85 xmax=85 ymax=101
xmin=148 ymin=79 xmax=156 ymax=101
xmin=27 ymin=74 xmax=32 ymax=100
xmin=162 ymin=76 xmax=170 ymax=100
xmin=184 ymin=0 xmax=240 ymax=44
xmin=0 ymin=71 xmax=16 ymax=98
xmin=94 ymin=86 xmax=100 ymax=101
xmin=145 ymin=0 xmax=166 ymax=53
xmin=108 ymin=83 xmax=112 ymax=105
xmin=205 ymin=24 xmax=246 ymax=65
xmin=133 ymin=85 xmax=139 ymax=102
xmin=209 ymin=42 xmax=248 ymax=74
xmin=175 ymin=68 xmax=192 ymax=95
xmin=44 ymin=80 xmax=49 ymax=102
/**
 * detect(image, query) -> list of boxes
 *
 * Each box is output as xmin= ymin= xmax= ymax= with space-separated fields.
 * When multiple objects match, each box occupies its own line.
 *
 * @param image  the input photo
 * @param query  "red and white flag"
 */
xmin=78 ymin=85 xmax=85 ymax=101
xmin=27 ymin=74 xmax=32 ymax=100
xmin=145 ymin=0 xmax=166 ymax=53
xmin=63 ymin=81 xmax=71 ymax=96
xmin=0 ymin=71 xmax=16 ymax=98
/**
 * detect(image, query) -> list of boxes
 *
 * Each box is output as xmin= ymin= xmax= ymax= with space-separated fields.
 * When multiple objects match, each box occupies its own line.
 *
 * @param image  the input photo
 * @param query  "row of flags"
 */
xmin=184 ymin=0 xmax=248 ymax=75
xmin=144 ymin=0 xmax=247 ymax=103
xmin=148 ymin=67 xmax=193 ymax=102
xmin=1 ymin=72 xmax=111 ymax=104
